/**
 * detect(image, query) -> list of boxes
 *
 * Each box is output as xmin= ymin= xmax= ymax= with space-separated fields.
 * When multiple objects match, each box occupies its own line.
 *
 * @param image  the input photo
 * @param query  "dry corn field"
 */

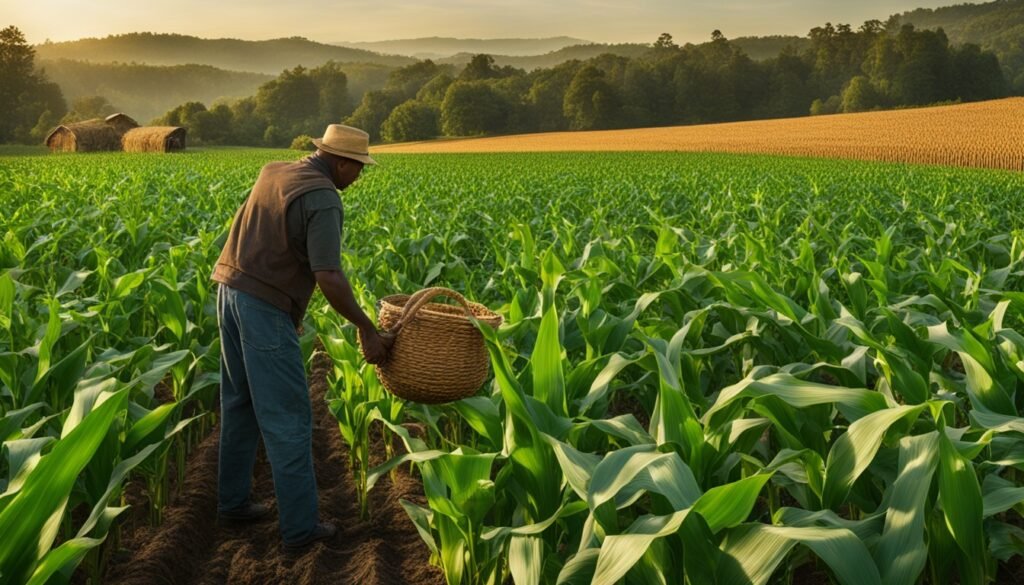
xmin=373 ymin=97 xmax=1024 ymax=171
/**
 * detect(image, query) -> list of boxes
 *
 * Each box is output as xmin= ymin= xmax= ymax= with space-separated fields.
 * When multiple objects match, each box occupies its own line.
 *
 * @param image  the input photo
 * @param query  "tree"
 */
xmin=860 ymin=19 xmax=885 ymax=35
xmin=310 ymin=61 xmax=352 ymax=127
xmin=192 ymin=103 xmax=234 ymax=144
xmin=229 ymin=97 xmax=266 ymax=146
xmin=344 ymin=89 xmax=404 ymax=142
xmin=154 ymin=101 xmax=207 ymax=127
xmin=890 ymin=25 xmax=953 ymax=105
xmin=951 ymin=44 xmax=1007 ymax=101
xmin=416 ymin=74 xmax=455 ymax=105
xmin=653 ymin=33 xmax=678 ymax=51
xmin=254 ymin=65 xmax=320 ymax=144
xmin=387 ymin=60 xmax=446 ymax=100
xmin=526 ymin=62 xmax=580 ymax=132
xmin=563 ymin=65 xmax=620 ymax=130
xmin=458 ymin=54 xmax=522 ymax=82
xmin=381 ymin=100 xmax=440 ymax=142
xmin=0 ymin=25 xmax=36 ymax=141
xmin=841 ymin=76 xmax=878 ymax=112
xmin=29 ymin=109 xmax=61 ymax=143
xmin=460 ymin=54 xmax=499 ymax=81
xmin=22 ymin=77 xmax=66 ymax=142
xmin=809 ymin=95 xmax=841 ymax=115
xmin=619 ymin=59 xmax=663 ymax=126
xmin=862 ymin=34 xmax=900 ymax=99
xmin=290 ymin=134 xmax=315 ymax=150
xmin=0 ymin=26 xmax=67 ymax=143
xmin=440 ymin=81 xmax=507 ymax=136
xmin=762 ymin=48 xmax=812 ymax=118
xmin=63 ymin=95 xmax=117 ymax=122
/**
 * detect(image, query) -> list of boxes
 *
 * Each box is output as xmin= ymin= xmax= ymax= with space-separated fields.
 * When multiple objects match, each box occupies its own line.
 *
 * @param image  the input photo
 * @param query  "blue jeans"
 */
xmin=216 ymin=284 xmax=318 ymax=544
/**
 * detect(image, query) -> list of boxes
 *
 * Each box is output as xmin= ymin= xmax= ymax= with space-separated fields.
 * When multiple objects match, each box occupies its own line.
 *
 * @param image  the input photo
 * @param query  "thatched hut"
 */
xmin=121 ymin=126 xmax=187 ymax=153
xmin=104 ymin=112 xmax=139 ymax=135
xmin=45 ymin=119 xmax=123 ymax=152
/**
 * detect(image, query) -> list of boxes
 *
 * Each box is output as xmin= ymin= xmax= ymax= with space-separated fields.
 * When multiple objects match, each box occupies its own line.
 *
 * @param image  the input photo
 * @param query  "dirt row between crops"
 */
xmin=105 ymin=352 xmax=445 ymax=585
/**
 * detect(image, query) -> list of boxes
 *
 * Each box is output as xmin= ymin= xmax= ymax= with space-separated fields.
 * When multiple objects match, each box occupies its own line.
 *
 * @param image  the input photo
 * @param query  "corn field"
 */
xmin=1 ymin=148 xmax=1024 ymax=584
xmin=373 ymin=98 xmax=1024 ymax=172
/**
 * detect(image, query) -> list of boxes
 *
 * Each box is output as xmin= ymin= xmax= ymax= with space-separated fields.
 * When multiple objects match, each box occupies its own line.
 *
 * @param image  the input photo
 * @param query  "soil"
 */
xmin=606 ymin=389 xmax=651 ymax=430
xmin=789 ymin=559 xmax=833 ymax=585
xmin=84 ymin=351 xmax=1024 ymax=585
xmin=104 ymin=352 xmax=445 ymax=585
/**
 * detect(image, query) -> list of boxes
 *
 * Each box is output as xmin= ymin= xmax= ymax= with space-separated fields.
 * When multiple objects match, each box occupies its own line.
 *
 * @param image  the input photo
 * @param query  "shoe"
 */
xmin=217 ymin=501 xmax=273 ymax=526
xmin=282 ymin=522 xmax=337 ymax=552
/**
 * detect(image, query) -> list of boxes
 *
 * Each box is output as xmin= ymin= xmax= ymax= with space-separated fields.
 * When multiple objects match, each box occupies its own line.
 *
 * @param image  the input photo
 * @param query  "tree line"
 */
xmin=0 ymin=20 xmax=1012 ymax=146
xmin=889 ymin=0 xmax=1024 ymax=93
xmin=155 ymin=21 xmax=1013 ymax=146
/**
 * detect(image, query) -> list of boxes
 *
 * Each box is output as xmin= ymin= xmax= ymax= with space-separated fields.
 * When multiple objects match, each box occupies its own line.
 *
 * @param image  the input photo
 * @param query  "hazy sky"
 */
xmin=5 ymin=0 xmax=962 ymax=44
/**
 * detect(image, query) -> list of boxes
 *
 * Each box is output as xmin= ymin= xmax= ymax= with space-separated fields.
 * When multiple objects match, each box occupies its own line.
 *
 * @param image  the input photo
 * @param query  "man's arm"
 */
xmin=314 ymin=268 xmax=374 ymax=331
xmin=301 ymin=193 xmax=390 ymax=363
xmin=316 ymin=269 xmax=391 ymax=364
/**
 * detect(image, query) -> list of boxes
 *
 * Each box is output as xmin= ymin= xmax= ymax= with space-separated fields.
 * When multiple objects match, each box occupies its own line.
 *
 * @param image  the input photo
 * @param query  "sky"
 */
xmin=4 ymin=0 xmax=964 ymax=45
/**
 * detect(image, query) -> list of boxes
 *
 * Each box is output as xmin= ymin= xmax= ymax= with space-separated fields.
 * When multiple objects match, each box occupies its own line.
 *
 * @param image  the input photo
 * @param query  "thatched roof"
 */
xmin=122 ymin=126 xmax=187 ymax=153
xmin=45 ymin=119 xmax=123 ymax=152
xmin=104 ymin=112 xmax=139 ymax=135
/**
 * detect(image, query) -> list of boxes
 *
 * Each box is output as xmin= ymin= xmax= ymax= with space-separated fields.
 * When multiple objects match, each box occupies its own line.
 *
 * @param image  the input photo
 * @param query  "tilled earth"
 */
xmin=105 ymin=353 xmax=445 ymax=585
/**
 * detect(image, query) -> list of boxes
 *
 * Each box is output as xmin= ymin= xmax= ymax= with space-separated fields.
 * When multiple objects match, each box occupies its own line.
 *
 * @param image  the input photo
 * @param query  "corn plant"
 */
xmin=336 ymin=152 xmax=1024 ymax=584
xmin=4 ymin=147 xmax=1024 ymax=585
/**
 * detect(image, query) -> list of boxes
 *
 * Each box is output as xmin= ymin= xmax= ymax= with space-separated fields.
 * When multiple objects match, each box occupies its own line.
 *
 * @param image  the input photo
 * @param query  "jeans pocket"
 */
xmin=238 ymin=295 xmax=288 ymax=352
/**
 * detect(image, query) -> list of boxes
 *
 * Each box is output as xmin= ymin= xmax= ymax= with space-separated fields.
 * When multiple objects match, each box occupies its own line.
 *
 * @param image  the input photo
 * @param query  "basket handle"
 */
xmin=390 ymin=287 xmax=474 ymax=333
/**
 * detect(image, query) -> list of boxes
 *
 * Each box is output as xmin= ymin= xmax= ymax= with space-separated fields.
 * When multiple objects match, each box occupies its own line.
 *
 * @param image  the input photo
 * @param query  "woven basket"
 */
xmin=367 ymin=287 xmax=502 ymax=404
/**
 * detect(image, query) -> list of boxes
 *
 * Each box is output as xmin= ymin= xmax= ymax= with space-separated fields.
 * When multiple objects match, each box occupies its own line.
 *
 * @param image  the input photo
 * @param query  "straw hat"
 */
xmin=313 ymin=124 xmax=377 ymax=165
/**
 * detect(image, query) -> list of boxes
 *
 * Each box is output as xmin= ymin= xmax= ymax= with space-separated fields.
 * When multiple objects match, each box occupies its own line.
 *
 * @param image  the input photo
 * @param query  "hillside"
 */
xmin=438 ymin=43 xmax=652 ymax=70
xmin=890 ymin=0 xmax=1024 ymax=90
xmin=34 ymin=33 xmax=415 ymax=75
xmin=371 ymin=98 xmax=1024 ymax=171
xmin=433 ymin=37 xmax=813 ymax=71
xmin=334 ymin=36 xmax=589 ymax=59
xmin=38 ymin=59 xmax=395 ymax=123
xmin=39 ymin=60 xmax=272 ymax=123
xmin=730 ymin=35 xmax=811 ymax=60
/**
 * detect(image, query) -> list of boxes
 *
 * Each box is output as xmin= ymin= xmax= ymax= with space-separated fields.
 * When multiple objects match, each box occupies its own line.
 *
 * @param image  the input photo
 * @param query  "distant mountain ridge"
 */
xmin=34 ymin=33 xmax=415 ymax=75
xmin=333 ymin=36 xmax=590 ymax=59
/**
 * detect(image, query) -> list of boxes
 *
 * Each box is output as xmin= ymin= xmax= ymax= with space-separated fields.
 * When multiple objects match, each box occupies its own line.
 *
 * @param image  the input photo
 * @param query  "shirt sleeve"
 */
xmin=302 ymin=189 xmax=344 ymax=272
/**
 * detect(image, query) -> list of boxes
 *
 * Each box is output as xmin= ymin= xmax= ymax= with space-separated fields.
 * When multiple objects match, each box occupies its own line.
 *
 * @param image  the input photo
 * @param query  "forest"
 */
xmin=0 ymin=15 xmax=1014 ymax=146
xmin=156 ymin=22 xmax=1011 ymax=146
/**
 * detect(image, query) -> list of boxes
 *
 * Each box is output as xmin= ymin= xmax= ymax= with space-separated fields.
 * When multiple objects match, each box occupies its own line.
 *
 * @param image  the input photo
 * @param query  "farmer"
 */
xmin=211 ymin=124 xmax=391 ymax=551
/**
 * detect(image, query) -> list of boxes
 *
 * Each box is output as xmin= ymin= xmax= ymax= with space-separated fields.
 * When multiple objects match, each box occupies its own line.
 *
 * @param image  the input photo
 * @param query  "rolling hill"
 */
xmin=730 ymin=35 xmax=811 ymax=60
xmin=39 ymin=60 xmax=272 ymax=123
xmin=437 ymin=43 xmax=651 ymax=70
xmin=333 ymin=36 xmax=589 ymax=59
xmin=890 ymin=0 xmax=1024 ymax=90
xmin=37 ymin=59 xmax=395 ymax=123
xmin=34 ymin=33 xmax=415 ymax=75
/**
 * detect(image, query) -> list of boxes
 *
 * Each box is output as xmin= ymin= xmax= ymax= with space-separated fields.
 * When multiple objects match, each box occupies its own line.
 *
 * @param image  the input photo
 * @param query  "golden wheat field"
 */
xmin=372 ymin=97 xmax=1024 ymax=170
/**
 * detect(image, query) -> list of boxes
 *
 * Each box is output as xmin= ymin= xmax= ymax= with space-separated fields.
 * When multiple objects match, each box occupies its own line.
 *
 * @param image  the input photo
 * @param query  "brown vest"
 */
xmin=212 ymin=159 xmax=337 ymax=326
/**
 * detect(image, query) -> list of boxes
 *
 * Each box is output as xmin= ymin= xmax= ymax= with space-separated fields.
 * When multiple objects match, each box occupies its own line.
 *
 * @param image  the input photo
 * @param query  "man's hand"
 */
xmin=315 ymin=269 xmax=393 ymax=363
xmin=358 ymin=325 xmax=394 ymax=365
